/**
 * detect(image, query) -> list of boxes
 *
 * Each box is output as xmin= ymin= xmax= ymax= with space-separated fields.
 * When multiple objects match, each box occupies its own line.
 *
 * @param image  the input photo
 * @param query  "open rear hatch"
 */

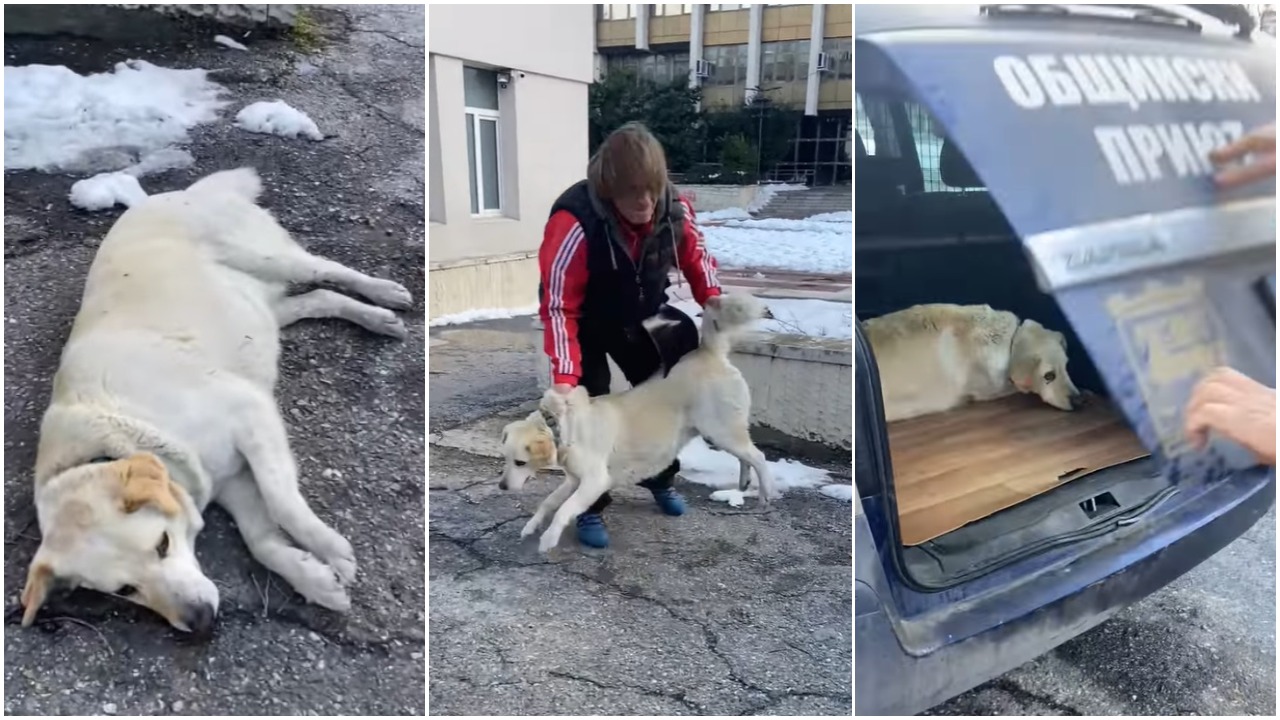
xmin=859 ymin=4 xmax=1276 ymax=589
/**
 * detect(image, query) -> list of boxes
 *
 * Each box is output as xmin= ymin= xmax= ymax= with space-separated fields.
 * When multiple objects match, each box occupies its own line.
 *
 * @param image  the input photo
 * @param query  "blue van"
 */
xmin=853 ymin=5 xmax=1275 ymax=715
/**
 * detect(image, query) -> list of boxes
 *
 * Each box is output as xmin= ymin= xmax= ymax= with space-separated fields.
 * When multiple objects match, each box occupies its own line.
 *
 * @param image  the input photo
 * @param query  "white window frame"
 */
xmin=465 ymin=106 xmax=503 ymax=217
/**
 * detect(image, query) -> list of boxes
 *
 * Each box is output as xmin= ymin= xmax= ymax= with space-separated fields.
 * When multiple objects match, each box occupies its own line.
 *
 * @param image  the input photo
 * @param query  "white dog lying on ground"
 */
xmin=863 ymin=303 xmax=1083 ymax=423
xmin=20 ymin=168 xmax=412 ymax=634
xmin=499 ymin=294 xmax=774 ymax=553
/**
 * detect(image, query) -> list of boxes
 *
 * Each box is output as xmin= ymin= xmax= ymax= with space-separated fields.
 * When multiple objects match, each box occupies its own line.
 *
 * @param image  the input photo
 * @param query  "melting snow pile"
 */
xmin=698 ymin=207 xmax=753 ymax=222
xmin=428 ymin=305 xmax=539 ymax=328
xmin=235 ymin=100 xmax=324 ymax=141
xmin=4 ymin=60 xmax=227 ymax=174
xmin=68 ymin=173 xmax=148 ymax=211
xmin=214 ymin=35 xmax=249 ymax=51
xmin=679 ymin=437 xmax=830 ymax=506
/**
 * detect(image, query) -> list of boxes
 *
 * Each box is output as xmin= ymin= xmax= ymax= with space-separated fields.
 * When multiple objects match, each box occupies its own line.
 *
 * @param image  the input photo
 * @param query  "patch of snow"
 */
xmin=698 ymin=207 xmax=753 ymax=222
xmin=760 ymin=298 xmax=853 ymax=339
xmin=235 ymin=100 xmax=324 ymax=141
xmin=69 ymin=172 xmax=147 ymax=212
xmin=703 ymin=214 xmax=852 ymax=274
xmin=709 ymin=488 xmax=756 ymax=507
xmin=746 ymin=182 xmax=806 ymax=213
xmin=214 ymin=35 xmax=249 ymax=51
xmin=819 ymin=484 xmax=854 ymax=502
xmin=805 ymin=210 xmax=852 ymax=223
xmin=429 ymin=305 xmax=538 ymax=327
xmin=127 ymin=148 xmax=195 ymax=177
xmin=679 ymin=438 xmax=830 ymax=499
xmin=4 ymin=60 xmax=228 ymax=173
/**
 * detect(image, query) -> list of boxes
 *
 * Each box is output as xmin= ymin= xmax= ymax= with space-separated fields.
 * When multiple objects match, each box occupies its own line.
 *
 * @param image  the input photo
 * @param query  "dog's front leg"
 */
xmin=227 ymin=383 xmax=357 ymax=584
xmin=217 ymin=471 xmax=352 ymax=611
xmin=231 ymin=245 xmax=413 ymax=310
xmin=539 ymin=465 xmax=610 ymax=554
xmin=522 ymin=475 xmax=578 ymax=539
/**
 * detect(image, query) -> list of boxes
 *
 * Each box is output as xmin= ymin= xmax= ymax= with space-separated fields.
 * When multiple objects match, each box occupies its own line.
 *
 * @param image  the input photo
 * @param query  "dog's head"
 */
xmin=1009 ymin=319 xmax=1083 ymax=412
xmin=498 ymin=410 xmax=559 ymax=492
xmin=22 ymin=453 xmax=219 ymax=635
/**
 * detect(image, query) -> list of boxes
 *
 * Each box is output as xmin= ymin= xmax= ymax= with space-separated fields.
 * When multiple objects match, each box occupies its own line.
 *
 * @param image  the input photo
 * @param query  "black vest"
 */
xmin=540 ymin=180 xmax=684 ymax=335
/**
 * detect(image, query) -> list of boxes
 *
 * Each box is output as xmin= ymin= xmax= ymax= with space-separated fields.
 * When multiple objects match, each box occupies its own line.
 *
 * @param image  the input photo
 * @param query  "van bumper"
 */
xmin=855 ymin=469 xmax=1275 ymax=716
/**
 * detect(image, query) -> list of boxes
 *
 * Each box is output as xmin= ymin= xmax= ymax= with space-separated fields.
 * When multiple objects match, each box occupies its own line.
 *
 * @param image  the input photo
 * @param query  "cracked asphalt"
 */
xmin=4 ymin=6 xmax=424 ymax=715
xmin=428 ymin=318 xmax=854 ymax=716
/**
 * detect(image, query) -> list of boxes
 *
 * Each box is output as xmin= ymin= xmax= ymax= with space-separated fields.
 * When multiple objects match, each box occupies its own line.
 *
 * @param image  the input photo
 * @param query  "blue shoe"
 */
xmin=576 ymin=513 xmax=610 ymax=548
xmin=650 ymin=487 xmax=686 ymax=517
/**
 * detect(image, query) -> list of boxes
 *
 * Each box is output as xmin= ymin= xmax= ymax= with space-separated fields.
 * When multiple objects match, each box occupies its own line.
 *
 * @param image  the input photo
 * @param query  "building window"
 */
xmin=600 ymin=4 xmax=642 ymax=20
xmin=823 ymin=38 xmax=852 ymax=80
xmin=654 ymin=4 xmax=692 ymax=16
xmin=709 ymin=4 xmax=746 ymax=11
xmin=463 ymin=67 xmax=502 ymax=215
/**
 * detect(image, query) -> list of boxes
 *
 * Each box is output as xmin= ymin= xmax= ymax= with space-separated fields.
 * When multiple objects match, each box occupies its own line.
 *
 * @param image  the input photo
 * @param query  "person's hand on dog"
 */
xmin=552 ymin=383 xmax=574 ymax=395
xmin=1210 ymin=123 xmax=1276 ymax=189
xmin=1184 ymin=367 xmax=1276 ymax=466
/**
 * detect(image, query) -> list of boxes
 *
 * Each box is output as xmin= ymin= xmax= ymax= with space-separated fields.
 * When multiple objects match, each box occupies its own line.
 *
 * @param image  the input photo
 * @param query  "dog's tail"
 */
xmin=701 ymin=293 xmax=768 ymax=355
xmin=184 ymin=167 xmax=263 ymax=202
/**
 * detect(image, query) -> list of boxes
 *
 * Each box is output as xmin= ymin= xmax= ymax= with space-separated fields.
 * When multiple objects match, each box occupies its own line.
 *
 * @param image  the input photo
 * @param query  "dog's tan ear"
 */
xmin=117 ymin=453 xmax=181 ymax=516
xmin=526 ymin=436 xmax=556 ymax=465
xmin=21 ymin=561 xmax=54 ymax=627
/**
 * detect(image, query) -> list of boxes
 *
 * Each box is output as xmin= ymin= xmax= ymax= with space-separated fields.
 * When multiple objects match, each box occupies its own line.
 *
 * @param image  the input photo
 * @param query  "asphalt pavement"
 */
xmin=4 ymin=6 xmax=425 ymax=715
xmin=427 ymin=318 xmax=855 ymax=715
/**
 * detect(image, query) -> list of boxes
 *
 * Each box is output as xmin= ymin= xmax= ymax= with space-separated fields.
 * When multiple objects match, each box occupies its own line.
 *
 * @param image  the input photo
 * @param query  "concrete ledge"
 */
xmin=731 ymin=334 xmax=852 ymax=452
xmin=428 ymin=254 xmax=538 ymax=321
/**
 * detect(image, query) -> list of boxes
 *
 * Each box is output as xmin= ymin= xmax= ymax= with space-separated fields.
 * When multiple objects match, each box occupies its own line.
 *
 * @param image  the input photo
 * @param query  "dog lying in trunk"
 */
xmin=499 ymin=294 xmax=773 ymax=552
xmin=863 ymin=303 xmax=1083 ymax=423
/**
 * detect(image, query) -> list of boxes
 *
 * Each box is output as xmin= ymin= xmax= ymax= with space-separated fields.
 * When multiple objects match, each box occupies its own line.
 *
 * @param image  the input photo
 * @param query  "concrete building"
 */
xmin=596 ymin=3 xmax=852 ymax=184
xmin=427 ymin=4 xmax=595 ymax=320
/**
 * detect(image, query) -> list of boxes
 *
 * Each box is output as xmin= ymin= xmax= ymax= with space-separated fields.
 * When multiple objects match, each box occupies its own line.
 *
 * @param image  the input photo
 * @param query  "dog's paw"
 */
xmin=365 ymin=306 xmax=408 ymax=339
xmin=362 ymin=279 xmax=413 ymax=310
xmin=292 ymin=553 xmax=353 ymax=612
xmin=537 ymin=527 xmax=561 ymax=554
xmin=520 ymin=517 xmax=541 ymax=539
xmin=311 ymin=532 xmax=358 ymax=586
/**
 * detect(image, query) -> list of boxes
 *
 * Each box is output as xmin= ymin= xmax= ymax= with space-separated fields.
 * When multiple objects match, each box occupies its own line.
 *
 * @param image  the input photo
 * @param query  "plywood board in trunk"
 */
xmin=889 ymin=395 xmax=1151 ymax=546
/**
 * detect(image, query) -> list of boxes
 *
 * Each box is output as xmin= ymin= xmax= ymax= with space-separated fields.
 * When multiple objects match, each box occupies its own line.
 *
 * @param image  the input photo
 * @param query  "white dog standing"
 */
xmin=499 ymin=294 xmax=775 ymax=553
xmin=863 ymin=303 xmax=1083 ymax=423
xmin=20 ymin=168 xmax=412 ymax=633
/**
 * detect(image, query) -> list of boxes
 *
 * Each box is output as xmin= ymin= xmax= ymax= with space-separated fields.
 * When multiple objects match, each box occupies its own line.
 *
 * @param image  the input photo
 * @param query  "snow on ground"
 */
xmin=703 ymin=214 xmax=851 ymax=274
xmin=678 ymin=437 xmax=830 ymax=503
xmin=805 ymin=210 xmax=852 ymax=222
xmin=668 ymin=296 xmax=852 ymax=339
xmin=746 ymin=182 xmax=806 ymax=213
xmin=698 ymin=207 xmax=753 ymax=222
xmin=69 ymin=172 xmax=147 ymax=211
xmin=428 ymin=305 xmax=538 ymax=328
xmin=760 ymin=298 xmax=853 ymax=339
xmin=4 ymin=60 xmax=227 ymax=173
xmin=235 ymin=100 xmax=324 ymax=141
xmin=819 ymin=484 xmax=854 ymax=502
xmin=214 ymin=35 xmax=249 ymax=51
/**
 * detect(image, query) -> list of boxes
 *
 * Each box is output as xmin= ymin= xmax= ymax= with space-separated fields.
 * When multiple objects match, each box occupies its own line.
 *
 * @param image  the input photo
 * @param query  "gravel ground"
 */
xmin=428 ymin=317 xmax=854 ymax=716
xmin=4 ymin=6 xmax=425 ymax=715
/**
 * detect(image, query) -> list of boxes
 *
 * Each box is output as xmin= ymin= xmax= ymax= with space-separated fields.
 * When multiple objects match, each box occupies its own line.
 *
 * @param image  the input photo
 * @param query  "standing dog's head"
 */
xmin=1009 ymin=319 xmax=1083 ymax=411
xmin=498 ymin=410 xmax=559 ymax=492
xmin=21 ymin=453 xmax=219 ymax=635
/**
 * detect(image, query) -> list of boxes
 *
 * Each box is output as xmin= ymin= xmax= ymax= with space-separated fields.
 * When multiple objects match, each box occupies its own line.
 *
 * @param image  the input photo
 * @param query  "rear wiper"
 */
xmin=979 ymin=4 xmax=1203 ymax=33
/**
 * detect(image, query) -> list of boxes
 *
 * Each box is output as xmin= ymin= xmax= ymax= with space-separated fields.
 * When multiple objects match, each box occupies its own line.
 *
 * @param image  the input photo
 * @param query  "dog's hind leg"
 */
xmin=275 ymin=289 xmax=407 ymax=338
xmin=216 ymin=470 xmax=352 ymax=611
xmin=539 ymin=464 xmax=610 ymax=554
xmin=522 ymin=475 xmax=578 ymax=539
xmin=223 ymin=244 xmax=413 ymax=311
xmin=226 ymin=382 xmax=357 ymax=584
xmin=704 ymin=426 xmax=777 ymax=507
